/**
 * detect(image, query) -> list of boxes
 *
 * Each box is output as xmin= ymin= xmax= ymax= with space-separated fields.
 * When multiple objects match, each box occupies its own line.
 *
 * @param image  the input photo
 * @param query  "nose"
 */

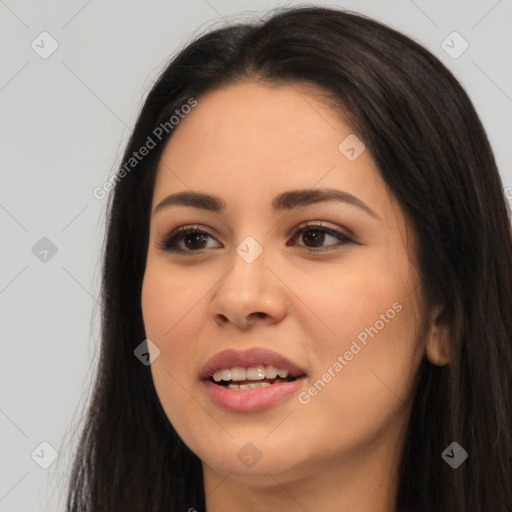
xmin=209 ymin=244 xmax=288 ymax=329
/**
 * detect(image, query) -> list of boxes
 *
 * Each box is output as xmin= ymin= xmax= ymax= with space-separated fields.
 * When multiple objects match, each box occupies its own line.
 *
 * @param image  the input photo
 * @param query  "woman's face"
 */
xmin=141 ymin=82 xmax=435 ymax=490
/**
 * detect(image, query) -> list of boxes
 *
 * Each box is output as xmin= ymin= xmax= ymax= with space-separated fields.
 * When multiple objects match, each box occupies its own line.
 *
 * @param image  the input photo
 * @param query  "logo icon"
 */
xmin=441 ymin=32 xmax=469 ymax=59
xmin=237 ymin=442 xmax=262 ymax=468
xmin=31 ymin=441 xmax=58 ymax=469
xmin=134 ymin=339 xmax=161 ymax=366
xmin=31 ymin=32 xmax=59 ymax=59
xmin=441 ymin=441 xmax=468 ymax=468
xmin=338 ymin=134 xmax=365 ymax=161
xmin=32 ymin=237 xmax=58 ymax=263
xmin=236 ymin=236 xmax=263 ymax=264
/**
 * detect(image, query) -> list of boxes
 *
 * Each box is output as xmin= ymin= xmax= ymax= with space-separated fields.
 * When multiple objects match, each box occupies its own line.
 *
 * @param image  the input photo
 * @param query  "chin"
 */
xmin=187 ymin=432 xmax=313 ymax=479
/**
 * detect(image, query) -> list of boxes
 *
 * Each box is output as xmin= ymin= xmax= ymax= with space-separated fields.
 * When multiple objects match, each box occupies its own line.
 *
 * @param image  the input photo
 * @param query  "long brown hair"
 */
xmin=64 ymin=6 xmax=512 ymax=511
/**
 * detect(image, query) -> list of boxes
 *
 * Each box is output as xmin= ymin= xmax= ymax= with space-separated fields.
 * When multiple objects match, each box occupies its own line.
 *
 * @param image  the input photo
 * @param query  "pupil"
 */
xmin=304 ymin=230 xmax=324 ymax=247
xmin=185 ymin=233 xmax=207 ymax=250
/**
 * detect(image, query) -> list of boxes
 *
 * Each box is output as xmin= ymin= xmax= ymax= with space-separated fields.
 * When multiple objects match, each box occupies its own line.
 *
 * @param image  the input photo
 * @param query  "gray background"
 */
xmin=1 ymin=1 xmax=511 ymax=510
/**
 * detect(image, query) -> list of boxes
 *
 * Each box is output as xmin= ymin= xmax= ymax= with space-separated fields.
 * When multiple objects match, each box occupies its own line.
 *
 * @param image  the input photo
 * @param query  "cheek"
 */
xmin=141 ymin=260 xmax=211 ymax=360
xmin=289 ymin=251 xmax=407 ymax=350
xmin=142 ymin=260 xmax=203 ymax=342
xmin=293 ymin=253 xmax=422 ymax=437
xmin=141 ymin=264 xmax=209 ymax=437
xmin=302 ymin=307 xmax=421 ymax=455
xmin=141 ymin=262 xmax=210 ymax=398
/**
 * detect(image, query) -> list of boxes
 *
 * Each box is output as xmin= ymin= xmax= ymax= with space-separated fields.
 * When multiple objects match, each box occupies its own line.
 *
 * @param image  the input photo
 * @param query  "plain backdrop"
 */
xmin=1 ymin=1 xmax=511 ymax=510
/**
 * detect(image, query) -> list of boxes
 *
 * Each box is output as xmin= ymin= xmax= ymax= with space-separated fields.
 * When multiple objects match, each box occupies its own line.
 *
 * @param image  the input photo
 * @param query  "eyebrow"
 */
xmin=153 ymin=188 xmax=379 ymax=219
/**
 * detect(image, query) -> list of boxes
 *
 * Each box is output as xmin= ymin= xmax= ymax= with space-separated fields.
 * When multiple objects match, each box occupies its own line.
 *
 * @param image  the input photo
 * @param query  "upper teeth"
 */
xmin=213 ymin=365 xmax=289 ymax=382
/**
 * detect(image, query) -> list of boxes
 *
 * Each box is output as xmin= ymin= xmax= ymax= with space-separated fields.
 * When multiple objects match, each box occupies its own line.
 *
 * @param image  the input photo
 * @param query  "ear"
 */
xmin=425 ymin=304 xmax=452 ymax=366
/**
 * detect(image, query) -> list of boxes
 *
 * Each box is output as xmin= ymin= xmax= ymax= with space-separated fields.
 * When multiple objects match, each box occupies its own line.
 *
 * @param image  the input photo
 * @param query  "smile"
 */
xmin=201 ymin=348 xmax=307 ymax=412
xmin=212 ymin=365 xmax=295 ymax=390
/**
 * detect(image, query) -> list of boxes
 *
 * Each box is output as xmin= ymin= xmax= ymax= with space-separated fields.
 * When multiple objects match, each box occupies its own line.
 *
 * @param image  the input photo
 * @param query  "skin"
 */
xmin=141 ymin=81 xmax=451 ymax=512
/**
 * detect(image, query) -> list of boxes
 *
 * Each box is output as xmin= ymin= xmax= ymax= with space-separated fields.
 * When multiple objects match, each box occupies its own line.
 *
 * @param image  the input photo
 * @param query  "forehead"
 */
xmin=150 ymin=82 xmax=416 ymax=266
xmin=152 ymin=81 xmax=386 ymax=210
xmin=162 ymin=81 xmax=348 ymax=156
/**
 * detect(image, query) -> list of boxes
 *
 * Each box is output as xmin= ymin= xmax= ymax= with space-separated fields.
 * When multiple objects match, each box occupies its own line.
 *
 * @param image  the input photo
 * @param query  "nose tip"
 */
xmin=208 ymin=253 xmax=288 ymax=329
xmin=209 ymin=296 xmax=272 ymax=328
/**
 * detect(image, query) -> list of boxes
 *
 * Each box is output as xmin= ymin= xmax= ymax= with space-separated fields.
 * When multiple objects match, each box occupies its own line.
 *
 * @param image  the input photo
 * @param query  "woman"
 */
xmin=65 ymin=5 xmax=512 ymax=511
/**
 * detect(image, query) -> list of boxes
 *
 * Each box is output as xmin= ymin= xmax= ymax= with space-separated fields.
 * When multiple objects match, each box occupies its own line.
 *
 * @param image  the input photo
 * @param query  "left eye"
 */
xmin=158 ymin=222 xmax=354 ymax=254
xmin=288 ymin=222 xmax=354 ymax=251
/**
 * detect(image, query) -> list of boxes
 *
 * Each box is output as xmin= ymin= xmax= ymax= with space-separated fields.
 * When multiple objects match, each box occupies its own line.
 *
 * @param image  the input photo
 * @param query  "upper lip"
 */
xmin=200 ymin=347 xmax=307 ymax=380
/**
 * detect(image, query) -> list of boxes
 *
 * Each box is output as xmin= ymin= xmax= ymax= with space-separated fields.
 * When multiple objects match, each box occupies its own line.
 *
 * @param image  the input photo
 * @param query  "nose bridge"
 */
xmin=222 ymin=234 xmax=268 ymax=299
xmin=209 ymin=233 xmax=287 ymax=326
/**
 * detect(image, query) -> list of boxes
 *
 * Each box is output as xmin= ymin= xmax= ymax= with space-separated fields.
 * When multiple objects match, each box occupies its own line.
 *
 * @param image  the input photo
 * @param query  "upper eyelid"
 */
xmin=166 ymin=221 xmax=349 ymax=240
xmin=159 ymin=221 xmax=355 ymax=252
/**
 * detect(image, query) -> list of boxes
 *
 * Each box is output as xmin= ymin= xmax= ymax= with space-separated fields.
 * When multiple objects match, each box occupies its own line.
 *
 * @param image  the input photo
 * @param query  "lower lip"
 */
xmin=203 ymin=377 xmax=306 ymax=412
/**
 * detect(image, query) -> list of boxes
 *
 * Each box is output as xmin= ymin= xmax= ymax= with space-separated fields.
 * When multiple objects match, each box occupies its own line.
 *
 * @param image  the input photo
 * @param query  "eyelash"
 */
xmin=157 ymin=221 xmax=355 ymax=254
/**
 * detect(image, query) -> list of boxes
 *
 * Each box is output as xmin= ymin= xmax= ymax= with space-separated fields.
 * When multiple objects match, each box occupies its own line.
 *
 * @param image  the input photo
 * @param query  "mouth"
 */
xmin=209 ymin=364 xmax=301 ymax=390
xmin=200 ymin=347 xmax=307 ymax=412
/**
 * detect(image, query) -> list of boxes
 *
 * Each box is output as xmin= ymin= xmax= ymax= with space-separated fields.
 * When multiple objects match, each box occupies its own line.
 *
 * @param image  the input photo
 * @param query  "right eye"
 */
xmin=157 ymin=225 xmax=221 ymax=253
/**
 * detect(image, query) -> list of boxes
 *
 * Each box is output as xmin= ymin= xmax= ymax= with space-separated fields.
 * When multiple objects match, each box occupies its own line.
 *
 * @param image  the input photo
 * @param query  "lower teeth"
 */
xmin=215 ymin=377 xmax=296 ymax=390
xmin=227 ymin=382 xmax=272 ymax=390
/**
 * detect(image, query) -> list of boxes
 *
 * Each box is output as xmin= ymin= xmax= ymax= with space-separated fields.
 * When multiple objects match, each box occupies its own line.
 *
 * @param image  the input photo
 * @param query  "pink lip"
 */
xmin=200 ymin=347 xmax=306 ymax=379
xmin=200 ymin=347 xmax=307 ymax=413
xmin=204 ymin=377 xmax=306 ymax=412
